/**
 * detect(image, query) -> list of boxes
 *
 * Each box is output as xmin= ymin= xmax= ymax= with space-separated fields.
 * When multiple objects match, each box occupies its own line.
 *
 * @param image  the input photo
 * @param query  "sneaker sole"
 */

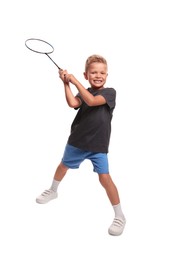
xmin=36 ymin=194 xmax=58 ymax=204
xmin=108 ymin=220 xmax=126 ymax=236
xmin=108 ymin=229 xmax=124 ymax=236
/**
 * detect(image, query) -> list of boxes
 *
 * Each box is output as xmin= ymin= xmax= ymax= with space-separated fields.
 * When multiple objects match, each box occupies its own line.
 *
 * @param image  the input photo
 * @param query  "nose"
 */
xmin=96 ymin=73 xmax=101 ymax=78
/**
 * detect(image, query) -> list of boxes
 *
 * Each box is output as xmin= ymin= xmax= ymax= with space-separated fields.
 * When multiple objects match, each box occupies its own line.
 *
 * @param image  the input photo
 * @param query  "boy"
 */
xmin=36 ymin=55 xmax=126 ymax=236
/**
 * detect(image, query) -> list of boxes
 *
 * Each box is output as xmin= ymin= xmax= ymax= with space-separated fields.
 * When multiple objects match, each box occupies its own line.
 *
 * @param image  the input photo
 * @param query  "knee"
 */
xmin=99 ymin=174 xmax=111 ymax=188
xmin=59 ymin=162 xmax=68 ymax=172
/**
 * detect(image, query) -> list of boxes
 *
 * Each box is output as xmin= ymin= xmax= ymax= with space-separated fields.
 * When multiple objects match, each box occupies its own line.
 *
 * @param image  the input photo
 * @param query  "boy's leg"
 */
xmin=98 ymin=174 xmax=126 ymax=236
xmin=98 ymin=174 xmax=120 ymax=205
xmin=36 ymin=162 xmax=68 ymax=204
xmin=54 ymin=162 xmax=69 ymax=181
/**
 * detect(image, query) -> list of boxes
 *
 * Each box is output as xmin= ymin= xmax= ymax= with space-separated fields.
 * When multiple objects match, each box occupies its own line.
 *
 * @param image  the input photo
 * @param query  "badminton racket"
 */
xmin=25 ymin=38 xmax=61 ymax=70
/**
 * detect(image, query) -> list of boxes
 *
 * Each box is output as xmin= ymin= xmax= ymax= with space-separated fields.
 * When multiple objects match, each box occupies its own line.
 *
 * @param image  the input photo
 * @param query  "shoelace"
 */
xmin=41 ymin=189 xmax=53 ymax=196
xmin=112 ymin=218 xmax=125 ymax=227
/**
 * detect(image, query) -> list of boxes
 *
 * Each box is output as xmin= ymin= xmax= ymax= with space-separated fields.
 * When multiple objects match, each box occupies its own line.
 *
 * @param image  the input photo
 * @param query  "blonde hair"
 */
xmin=85 ymin=54 xmax=107 ymax=72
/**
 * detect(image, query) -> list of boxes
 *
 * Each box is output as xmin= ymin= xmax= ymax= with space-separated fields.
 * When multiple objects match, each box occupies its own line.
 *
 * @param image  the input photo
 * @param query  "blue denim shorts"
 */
xmin=62 ymin=144 xmax=109 ymax=174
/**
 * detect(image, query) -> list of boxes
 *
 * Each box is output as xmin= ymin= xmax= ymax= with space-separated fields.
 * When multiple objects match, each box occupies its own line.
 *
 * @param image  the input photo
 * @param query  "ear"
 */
xmin=84 ymin=72 xmax=88 ymax=80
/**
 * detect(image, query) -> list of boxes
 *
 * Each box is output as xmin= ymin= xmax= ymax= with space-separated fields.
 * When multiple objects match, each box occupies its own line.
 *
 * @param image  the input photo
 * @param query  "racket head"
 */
xmin=25 ymin=38 xmax=54 ymax=54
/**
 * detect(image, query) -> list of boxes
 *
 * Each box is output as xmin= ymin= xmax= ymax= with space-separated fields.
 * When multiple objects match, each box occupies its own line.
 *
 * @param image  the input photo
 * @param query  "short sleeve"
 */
xmin=100 ymin=88 xmax=116 ymax=109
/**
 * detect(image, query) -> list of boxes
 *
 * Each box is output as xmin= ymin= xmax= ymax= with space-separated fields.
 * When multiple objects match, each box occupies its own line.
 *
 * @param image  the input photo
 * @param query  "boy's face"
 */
xmin=84 ymin=62 xmax=108 ymax=89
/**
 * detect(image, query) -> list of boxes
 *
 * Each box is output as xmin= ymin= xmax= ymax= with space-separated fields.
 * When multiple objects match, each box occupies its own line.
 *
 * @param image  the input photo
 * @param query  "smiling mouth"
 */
xmin=94 ymin=80 xmax=102 ymax=83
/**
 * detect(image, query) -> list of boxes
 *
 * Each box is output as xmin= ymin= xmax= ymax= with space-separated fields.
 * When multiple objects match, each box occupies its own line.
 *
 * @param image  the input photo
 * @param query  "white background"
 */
xmin=0 ymin=0 xmax=176 ymax=259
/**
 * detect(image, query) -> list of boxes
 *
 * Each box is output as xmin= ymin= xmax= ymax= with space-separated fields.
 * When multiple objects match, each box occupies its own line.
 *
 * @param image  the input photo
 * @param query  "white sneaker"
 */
xmin=36 ymin=189 xmax=58 ymax=204
xmin=108 ymin=217 xmax=126 ymax=236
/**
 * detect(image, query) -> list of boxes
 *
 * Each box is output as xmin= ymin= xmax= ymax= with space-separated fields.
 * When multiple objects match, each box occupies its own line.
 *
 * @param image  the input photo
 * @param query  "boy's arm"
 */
xmin=59 ymin=70 xmax=81 ymax=108
xmin=64 ymin=83 xmax=82 ymax=108
xmin=65 ymin=74 xmax=106 ymax=107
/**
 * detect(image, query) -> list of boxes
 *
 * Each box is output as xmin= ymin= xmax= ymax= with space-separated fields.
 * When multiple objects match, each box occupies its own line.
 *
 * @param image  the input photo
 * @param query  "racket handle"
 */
xmin=45 ymin=53 xmax=61 ymax=70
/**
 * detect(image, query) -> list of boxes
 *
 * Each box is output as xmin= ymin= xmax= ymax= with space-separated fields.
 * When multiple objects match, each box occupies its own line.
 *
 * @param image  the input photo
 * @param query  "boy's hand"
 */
xmin=64 ymin=73 xmax=77 ymax=85
xmin=59 ymin=69 xmax=68 ymax=83
xmin=59 ymin=69 xmax=77 ymax=85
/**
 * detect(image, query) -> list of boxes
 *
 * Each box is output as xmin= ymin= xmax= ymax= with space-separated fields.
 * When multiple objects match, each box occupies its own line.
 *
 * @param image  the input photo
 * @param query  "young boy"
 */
xmin=36 ymin=55 xmax=126 ymax=236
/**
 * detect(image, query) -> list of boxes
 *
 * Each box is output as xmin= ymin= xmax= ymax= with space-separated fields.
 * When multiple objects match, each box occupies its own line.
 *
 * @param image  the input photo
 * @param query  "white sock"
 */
xmin=113 ymin=203 xmax=125 ymax=219
xmin=50 ymin=179 xmax=60 ymax=192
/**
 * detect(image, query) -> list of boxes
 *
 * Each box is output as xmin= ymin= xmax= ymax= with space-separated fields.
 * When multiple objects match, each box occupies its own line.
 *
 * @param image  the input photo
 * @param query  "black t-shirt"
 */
xmin=67 ymin=87 xmax=116 ymax=153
